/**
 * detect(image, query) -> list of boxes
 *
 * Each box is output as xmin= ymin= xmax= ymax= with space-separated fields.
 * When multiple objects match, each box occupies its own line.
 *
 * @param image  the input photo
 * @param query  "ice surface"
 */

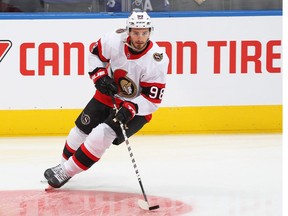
xmin=0 ymin=134 xmax=282 ymax=216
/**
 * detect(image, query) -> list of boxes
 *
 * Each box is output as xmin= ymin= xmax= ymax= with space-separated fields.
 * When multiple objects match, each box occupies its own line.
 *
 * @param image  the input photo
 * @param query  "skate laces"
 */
xmin=51 ymin=164 xmax=62 ymax=173
xmin=54 ymin=166 xmax=70 ymax=182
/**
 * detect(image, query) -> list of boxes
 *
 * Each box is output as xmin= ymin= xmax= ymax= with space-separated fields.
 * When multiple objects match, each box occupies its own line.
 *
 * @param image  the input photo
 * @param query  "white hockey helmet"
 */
xmin=126 ymin=11 xmax=153 ymax=30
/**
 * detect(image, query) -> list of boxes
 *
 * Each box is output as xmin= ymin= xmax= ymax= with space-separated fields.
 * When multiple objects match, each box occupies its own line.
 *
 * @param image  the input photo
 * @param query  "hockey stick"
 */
xmin=110 ymin=94 xmax=160 ymax=211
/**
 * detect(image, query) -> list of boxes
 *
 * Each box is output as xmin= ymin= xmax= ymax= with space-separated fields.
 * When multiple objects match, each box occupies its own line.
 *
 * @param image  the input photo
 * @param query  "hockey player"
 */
xmin=44 ymin=11 xmax=169 ymax=189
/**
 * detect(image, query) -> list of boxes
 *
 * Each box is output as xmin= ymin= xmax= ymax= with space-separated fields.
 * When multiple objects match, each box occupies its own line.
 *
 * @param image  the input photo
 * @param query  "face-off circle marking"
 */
xmin=0 ymin=190 xmax=192 ymax=215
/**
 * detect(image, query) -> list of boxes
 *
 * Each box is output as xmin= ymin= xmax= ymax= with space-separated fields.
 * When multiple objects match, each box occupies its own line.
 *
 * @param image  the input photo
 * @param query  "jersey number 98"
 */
xmin=141 ymin=83 xmax=166 ymax=104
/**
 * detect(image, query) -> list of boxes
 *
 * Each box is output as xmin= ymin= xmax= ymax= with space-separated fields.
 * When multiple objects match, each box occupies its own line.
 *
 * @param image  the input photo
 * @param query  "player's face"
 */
xmin=129 ymin=28 xmax=150 ymax=51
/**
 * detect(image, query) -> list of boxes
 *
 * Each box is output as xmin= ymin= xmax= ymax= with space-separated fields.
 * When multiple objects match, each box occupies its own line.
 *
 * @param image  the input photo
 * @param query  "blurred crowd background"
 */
xmin=0 ymin=0 xmax=282 ymax=13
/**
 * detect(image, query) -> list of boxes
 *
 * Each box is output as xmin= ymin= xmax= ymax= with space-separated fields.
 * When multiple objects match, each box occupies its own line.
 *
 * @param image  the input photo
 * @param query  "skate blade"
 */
xmin=44 ymin=185 xmax=55 ymax=192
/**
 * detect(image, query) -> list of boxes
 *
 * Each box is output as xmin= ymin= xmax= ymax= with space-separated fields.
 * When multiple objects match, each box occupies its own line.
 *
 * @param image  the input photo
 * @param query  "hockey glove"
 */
xmin=89 ymin=68 xmax=118 ymax=95
xmin=115 ymin=101 xmax=138 ymax=125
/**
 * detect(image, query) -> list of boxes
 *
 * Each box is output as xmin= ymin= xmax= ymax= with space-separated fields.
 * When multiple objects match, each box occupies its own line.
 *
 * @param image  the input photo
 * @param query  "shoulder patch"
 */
xmin=116 ymin=28 xmax=126 ymax=34
xmin=153 ymin=52 xmax=163 ymax=62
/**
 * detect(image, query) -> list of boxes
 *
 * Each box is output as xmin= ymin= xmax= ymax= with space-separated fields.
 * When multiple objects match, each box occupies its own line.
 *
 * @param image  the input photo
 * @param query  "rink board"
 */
xmin=0 ymin=105 xmax=282 ymax=135
xmin=0 ymin=11 xmax=282 ymax=135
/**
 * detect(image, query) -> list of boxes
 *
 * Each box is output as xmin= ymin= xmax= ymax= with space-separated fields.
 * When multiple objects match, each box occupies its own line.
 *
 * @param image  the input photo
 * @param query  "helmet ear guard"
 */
xmin=126 ymin=11 xmax=153 ymax=31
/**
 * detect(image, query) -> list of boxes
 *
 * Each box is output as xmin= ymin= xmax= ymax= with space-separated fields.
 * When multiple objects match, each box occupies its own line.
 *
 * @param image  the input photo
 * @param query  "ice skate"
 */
xmin=44 ymin=164 xmax=62 ymax=180
xmin=46 ymin=165 xmax=71 ymax=189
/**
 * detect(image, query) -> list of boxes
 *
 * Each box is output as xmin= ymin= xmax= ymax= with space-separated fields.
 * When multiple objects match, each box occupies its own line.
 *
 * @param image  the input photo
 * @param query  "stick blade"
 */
xmin=137 ymin=200 xmax=160 ymax=211
xmin=137 ymin=200 xmax=149 ymax=210
xmin=149 ymin=205 xmax=160 ymax=210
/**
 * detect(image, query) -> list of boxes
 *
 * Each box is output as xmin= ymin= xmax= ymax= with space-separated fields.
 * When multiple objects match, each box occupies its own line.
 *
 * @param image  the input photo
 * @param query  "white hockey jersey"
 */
xmin=88 ymin=28 xmax=169 ymax=118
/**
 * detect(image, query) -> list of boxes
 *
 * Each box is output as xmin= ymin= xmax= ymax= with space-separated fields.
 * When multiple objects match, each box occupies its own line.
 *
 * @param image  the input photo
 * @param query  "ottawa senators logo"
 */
xmin=81 ymin=112 xmax=91 ymax=125
xmin=153 ymin=52 xmax=163 ymax=62
xmin=113 ymin=69 xmax=137 ymax=98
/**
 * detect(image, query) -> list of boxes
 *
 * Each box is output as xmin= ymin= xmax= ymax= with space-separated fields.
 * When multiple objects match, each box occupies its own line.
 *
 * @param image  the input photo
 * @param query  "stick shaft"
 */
xmin=110 ymin=96 xmax=148 ymax=202
xmin=120 ymin=123 xmax=149 ymax=202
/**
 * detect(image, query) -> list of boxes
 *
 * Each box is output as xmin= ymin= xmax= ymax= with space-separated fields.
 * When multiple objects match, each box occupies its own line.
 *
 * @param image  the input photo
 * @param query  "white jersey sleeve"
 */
xmin=88 ymin=30 xmax=121 ymax=72
xmin=131 ymin=47 xmax=168 ymax=115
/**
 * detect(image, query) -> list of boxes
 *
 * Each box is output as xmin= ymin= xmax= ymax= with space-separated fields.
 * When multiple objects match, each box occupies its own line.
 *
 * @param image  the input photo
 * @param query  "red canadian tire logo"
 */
xmin=0 ymin=40 xmax=12 ymax=62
